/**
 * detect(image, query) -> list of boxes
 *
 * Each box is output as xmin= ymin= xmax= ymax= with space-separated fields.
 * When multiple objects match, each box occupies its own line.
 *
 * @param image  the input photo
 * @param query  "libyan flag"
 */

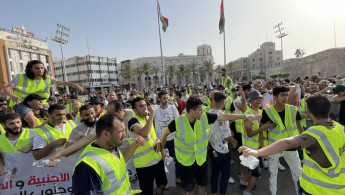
xmin=219 ymin=0 xmax=224 ymax=34
xmin=158 ymin=0 xmax=169 ymax=32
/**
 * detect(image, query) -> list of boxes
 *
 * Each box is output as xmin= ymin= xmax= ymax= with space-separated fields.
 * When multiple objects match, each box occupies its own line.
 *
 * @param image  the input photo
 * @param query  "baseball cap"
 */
xmin=90 ymin=96 xmax=102 ymax=104
xmin=24 ymin=94 xmax=46 ymax=104
xmin=248 ymin=90 xmax=263 ymax=102
xmin=70 ymin=94 xmax=78 ymax=99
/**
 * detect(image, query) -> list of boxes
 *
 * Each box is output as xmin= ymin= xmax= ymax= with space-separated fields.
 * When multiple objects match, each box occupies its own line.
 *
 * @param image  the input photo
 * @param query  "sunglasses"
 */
xmin=90 ymin=102 xmax=101 ymax=105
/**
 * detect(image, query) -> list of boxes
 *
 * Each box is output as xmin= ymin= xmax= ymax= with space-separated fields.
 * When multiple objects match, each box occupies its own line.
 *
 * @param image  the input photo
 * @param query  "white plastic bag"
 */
xmin=239 ymin=155 xmax=259 ymax=170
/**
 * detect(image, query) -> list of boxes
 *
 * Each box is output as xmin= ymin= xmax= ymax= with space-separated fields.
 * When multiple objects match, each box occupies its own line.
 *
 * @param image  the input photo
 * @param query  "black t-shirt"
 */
xmin=339 ymin=100 xmax=345 ymax=126
xmin=167 ymin=112 xmax=218 ymax=133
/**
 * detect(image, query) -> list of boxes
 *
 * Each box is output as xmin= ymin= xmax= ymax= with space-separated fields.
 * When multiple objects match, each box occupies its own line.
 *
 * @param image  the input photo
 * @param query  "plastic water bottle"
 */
xmin=1 ymin=167 xmax=14 ymax=183
xmin=212 ymin=150 xmax=218 ymax=158
xmin=32 ymin=159 xmax=60 ymax=167
xmin=163 ymin=149 xmax=173 ymax=165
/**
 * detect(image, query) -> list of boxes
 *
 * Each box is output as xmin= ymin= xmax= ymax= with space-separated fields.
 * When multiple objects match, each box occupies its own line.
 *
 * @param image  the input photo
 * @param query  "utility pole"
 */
xmin=273 ymin=22 xmax=287 ymax=73
xmin=52 ymin=23 xmax=70 ymax=94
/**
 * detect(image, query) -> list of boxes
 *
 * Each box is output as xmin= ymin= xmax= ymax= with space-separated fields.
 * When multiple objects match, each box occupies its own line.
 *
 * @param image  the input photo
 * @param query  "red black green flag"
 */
xmin=158 ymin=0 xmax=169 ymax=32
xmin=219 ymin=0 xmax=225 ymax=34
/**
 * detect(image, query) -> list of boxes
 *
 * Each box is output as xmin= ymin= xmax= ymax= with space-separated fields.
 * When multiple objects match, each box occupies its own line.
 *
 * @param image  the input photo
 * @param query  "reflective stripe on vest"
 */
xmin=36 ymin=120 xmax=75 ymax=144
xmin=128 ymin=115 xmax=161 ymax=168
xmin=242 ymin=109 xmax=261 ymax=149
xmin=0 ymin=128 xmax=34 ymax=153
xmin=74 ymin=144 xmax=134 ymax=195
xmin=264 ymin=104 xmax=298 ymax=144
xmin=10 ymin=74 xmax=51 ymax=106
xmin=300 ymin=123 xmax=345 ymax=194
xmin=174 ymin=113 xmax=209 ymax=166
xmin=224 ymin=97 xmax=232 ymax=113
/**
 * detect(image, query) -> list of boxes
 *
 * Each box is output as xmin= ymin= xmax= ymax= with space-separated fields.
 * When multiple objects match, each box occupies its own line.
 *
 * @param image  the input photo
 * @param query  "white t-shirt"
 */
xmin=154 ymin=105 xmax=179 ymax=141
xmin=209 ymin=109 xmax=232 ymax=153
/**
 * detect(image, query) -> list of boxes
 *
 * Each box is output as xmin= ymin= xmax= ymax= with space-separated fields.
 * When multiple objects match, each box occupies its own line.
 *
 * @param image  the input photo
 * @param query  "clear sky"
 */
xmin=1 ymin=0 xmax=345 ymax=65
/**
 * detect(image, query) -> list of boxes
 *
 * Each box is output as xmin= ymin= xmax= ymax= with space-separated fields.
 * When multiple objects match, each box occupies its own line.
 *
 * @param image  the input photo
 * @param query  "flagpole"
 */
xmin=157 ymin=0 xmax=165 ymax=86
xmin=223 ymin=0 xmax=226 ymax=67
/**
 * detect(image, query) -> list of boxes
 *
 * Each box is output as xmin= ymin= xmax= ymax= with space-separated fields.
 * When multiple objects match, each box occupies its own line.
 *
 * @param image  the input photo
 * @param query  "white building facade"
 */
xmin=54 ymin=55 xmax=119 ymax=93
xmin=119 ymin=44 xmax=214 ymax=89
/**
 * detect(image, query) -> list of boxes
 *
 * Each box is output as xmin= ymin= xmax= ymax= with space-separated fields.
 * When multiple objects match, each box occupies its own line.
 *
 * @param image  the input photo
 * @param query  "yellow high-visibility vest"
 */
xmin=174 ymin=112 xmax=210 ymax=166
xmin=242 ymin=108 xmax=261 ymax=149
xmin=9 ymin=74 xmax=51 ymax=107
xmin=74 ymin=143 xmax=141 ymax=195
xmin=221 ymin=75 xmax=233 ymax=94
xmin=128 ymin=115 xmax=161 ymax=168
xmin=264 ymin=104 xmax=299 ymax=144
xmin=34 ymin=120 xmax=76 ymax=147
xmin=0 ymin=128 xmax=33 ymax=153
xmin=300 ymin=121 xmax=345 ymax=195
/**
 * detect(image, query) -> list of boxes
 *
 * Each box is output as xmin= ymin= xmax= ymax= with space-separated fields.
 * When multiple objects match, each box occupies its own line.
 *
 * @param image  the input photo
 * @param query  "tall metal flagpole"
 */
xmin=157 ymin=0 xmax=165 ymax=86
xmin=223 ymin=0 xmax=226 ymax=67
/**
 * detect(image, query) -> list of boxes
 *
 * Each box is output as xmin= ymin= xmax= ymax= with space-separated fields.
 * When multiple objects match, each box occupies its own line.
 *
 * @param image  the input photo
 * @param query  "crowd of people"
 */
xmin=0 ymin=60 xmax=344 ymax=195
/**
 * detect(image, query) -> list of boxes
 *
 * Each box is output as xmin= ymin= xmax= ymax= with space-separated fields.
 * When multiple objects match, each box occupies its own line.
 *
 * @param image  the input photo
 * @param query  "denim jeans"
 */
xmin=210 ymin=149 xmax=231 ymax=195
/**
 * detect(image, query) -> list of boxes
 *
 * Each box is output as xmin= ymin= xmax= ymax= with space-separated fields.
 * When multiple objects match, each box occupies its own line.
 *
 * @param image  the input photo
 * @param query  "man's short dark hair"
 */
xmin=158 ymin=91 xmax=168 ymax=99
xmin=273 ymin=86 xmax=290 ymax=96
xmin=144 ymin=93 xmax=150 ymax=97
xmin=181 ymin=89 xmax=186 ymax=92
xmin=79 ymin=104 xmax=94 ymax=114
xmin=306 ymin=96 xmax=330 ymax=119
xmin=1 ymin=113 xmax=21 ymax=124
xmin=95 ymin=113 xmax=123 ymax=138
xmin=48 ymin=104 xmax=66 ymax=114
xmin=131 ymin=97 xmax=145 ymax=109
xmin=175 ymin=91 xmax=182 ymax=98
xmin=221 ymin=68 xmax=226 ymax=72
xmin=186 ymin=97 xmax=203 ymax=112
xmin=108 ymin=100 xmax=124 ymax=112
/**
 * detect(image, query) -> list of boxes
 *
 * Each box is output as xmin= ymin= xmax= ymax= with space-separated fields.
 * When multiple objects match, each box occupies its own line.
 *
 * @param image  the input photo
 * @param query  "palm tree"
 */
xmin=187 ymin=60 xmax=198 ymax=84
xmin=119 ymin=63 xmax=134 ymax=89
xmin=197 ymin=67 xmax=206 ymax=84
xmin=294 ymin=49 xmax=305 ymax=58
xmin=176 ymin=64 xmax=187 ymax=85
xmin=214 ymin=65 xmax=224 ymax=82
xmin=203 ymin=59 xmax=215 ymax=83
xmin=151 ymin=66 xmax=160 ymax=85
xmin=226 ymin=61 xmax=234 ymax=74
xmin=133 ymin=67 xmax=143 ymax=89
xmin=140 ymin=62 xmax=153 ymax=88
xmin=165 ymin=64 xmax=176 ymax=85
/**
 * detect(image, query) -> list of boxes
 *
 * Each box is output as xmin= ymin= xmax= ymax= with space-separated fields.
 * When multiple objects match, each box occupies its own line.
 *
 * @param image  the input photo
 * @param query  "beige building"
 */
xmin=0 ymin=26 xmax=54 ymax=90
xmin=119 ymin=44 xmax=214 ymax=89
xmin=282 ymin=48 xmax=345 ymax=79
xmin=229 ymin=42 xmax=282 ymax=81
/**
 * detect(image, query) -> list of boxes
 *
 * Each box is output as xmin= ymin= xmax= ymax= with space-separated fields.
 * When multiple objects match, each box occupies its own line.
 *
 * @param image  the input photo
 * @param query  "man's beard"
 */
xmin=84 ymin=118 xmax=96 ymax=127
xmin=5 ymin=127 xmax=21 ymax=135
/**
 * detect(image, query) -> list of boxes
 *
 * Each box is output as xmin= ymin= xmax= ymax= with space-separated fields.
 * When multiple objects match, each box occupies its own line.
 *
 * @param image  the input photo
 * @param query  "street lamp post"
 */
xmin=273 ymin=22 xmax=287 ymax=72
xmin=52 ymin=23 xmax=70 ymax=95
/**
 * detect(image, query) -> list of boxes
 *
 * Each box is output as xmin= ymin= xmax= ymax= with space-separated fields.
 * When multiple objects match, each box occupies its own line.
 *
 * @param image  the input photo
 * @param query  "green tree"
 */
xmin=187 ymin=60 xmax=199 ymax=84
xmin=214 ymin=65 xmax=224 ymax=83
xmin=270 ymin=73 xmax=278 ymax=79
xmin=203 ymin=59 xmax=215 ymax=83
xmin=294 ymin=49 xmax=305 ymax=58
xmin=177 ymin=64 xmax=187 ymax=85
xmin=197 ymin=67 xmax=206 ymax=83
xmin=119 ymin=63 xmax=134 ymax=89
xmin=282 ymin=72 xmax=290 ymax=78
xmin=165 ymin=64 xmax=176 ymax=85
xmin=133 ymin=67 xmax=143 ymax=89
xmin=140 ymin=62 xmax=153 ymax=88
xmin=151 ymin=67 xmax=160 ymax=85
